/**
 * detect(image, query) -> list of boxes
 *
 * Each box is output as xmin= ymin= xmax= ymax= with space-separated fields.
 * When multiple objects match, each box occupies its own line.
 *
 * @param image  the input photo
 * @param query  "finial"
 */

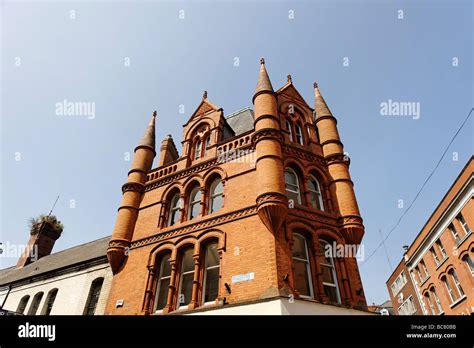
xmin=287 ymin=74 xmax=292 ymax=83
xmin=167 ymin=134 xmax=172 ymax=138
xmin=152 ymin=110 xmax=157 ymax=118
xmin=202 ymin=90 xmax=208 ymax=100
xmin=260 ymin=58 xmax=265 ymax=65
xmin=313 ymin=82 xmax=318 ymax=89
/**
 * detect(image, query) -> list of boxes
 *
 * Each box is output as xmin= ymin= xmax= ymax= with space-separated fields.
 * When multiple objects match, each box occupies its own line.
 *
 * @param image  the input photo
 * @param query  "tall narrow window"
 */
xmin=194 ymin=139 xmax=202 ymax=160
xmin=292 ymin=234 xmax=313 ymax=298
xmin=285 ymin=168 xmax=301 ymax=204
xmin=202 ymin=136 xmax=211 ymax=157
xmin=430 ymin=247 xmax=440 ymax=265
xmin=84 ymin=278 xmax=104 ymax=315
xmin=154 ymin=253 xmax=172 ymax=312
xmin=168 ymin=193 xmax=181 ymax=226
xmin=42 ymin=289 xmax=58 ymax=315
xmin=449 ymin=223 xmax=461 ymax=244
xmin=420 ymin=260 xmax=429 ymax=278
xmin=442 ymin=276 xmax=456 ymax=303
xmin=16 ymin=295 xmax=30 ymax=314
xmin=415 ymin=266 xmax=423 ymax=283
xmin=318 ymin=239 xmax=341 ymax=303
xmin=449 ymin=269 xmax=464 ymax=297
xmin=457 ymin=213 xmax=471 ymax=235
xmin=209 ymin=179 xmax=223 ymax=213
xmin=295 ymin=124 xmax=303 ymax=145
xmin=436 ymin=239 xmax=447 ymax=259
xmin=463 ymin=254 xmax=474 ymax=276
xmin=27 ymin=292 xmax=43 ymax=315
xmin=286 ymin=120 xmax=294 ymax=142
xmin=315 ymin=126 xmax=320 ymax=143
xmin=424 ymin=293 xmax=435 ymax=315
xmin=177 ymin=248 xmax=194 ymax=308
xmin=431 ymin=287 xmax=443 ymax=313
xmin=188 ymin=186 xmax=201 ymax=220
xmin=202 ymin=242 xmax=220 ymax=304
xmin=308 ymin=176 xmax=324 ymax=211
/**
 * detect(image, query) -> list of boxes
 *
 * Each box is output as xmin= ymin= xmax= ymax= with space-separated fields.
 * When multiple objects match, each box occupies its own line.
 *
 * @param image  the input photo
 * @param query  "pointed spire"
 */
xmin=137 ymin=111 xmax=156 ymax=152
xmin=313 ymin=82 xmax=333 ymax=119
xmin=254 ymin=58 xmax=274 ymax=96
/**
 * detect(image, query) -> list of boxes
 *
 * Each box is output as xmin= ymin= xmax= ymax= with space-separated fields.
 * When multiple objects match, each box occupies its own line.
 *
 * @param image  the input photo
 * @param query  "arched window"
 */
xmin=430 ymin=287 xmax=443 ymax=313
xmin=209 ymin=179 xmax=223 ymax=213
xmin=285 ymin=168 xmax=301 ymax=204
xmin=441 ymin=275 xmax=455 ymax=303
xmin=83 ymin=278 xmax=104 ymax=315
xmin=202 ymin=241 xmax=220 ymax=304
xmin=194 ymin=139 xmax=202 ymax=160
xmin=318 ymin=239 xmax=341 ymax=303
xmin=177 ymin=247 xmax=195 ymax=309
xmin=154 ymin=253 xmax=172 ymax=312
xmin=188 ymin=186 xmax=201 ymax=220
xmin=16 ymin=295 xmax=30 ymax=314
xmin=168 ymin=193 xmax=181 ymax=226
xmin=292 ymin=233 xmax=313 ymax=298
xmin=42 ymin=289 xmax=58 ymax=315
xmin=308 ymin=175 xmax=324 ymax=211
xmin=424 ymin=292 xmax=435 ymax=315
xmin=27 ymin=292 xmax=44 ymax=315
xmin=203 ymin=136 xmax=211 ymax=157
xmin=449 ymin=269 xmax=464 ymax=297
xmin=295 ymin=124 xmax=303 ymax=145
xmin=462 ymin=254 xmax=474 ymax=276
xmin=286 ymin=120 xmax=294 ymax=142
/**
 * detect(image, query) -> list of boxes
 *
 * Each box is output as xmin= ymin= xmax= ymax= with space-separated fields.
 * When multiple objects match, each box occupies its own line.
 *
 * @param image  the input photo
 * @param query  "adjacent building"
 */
xmin=105 ymin=59 xmax=370 ymax=315
xmin=0 ymin=217 xmax=112 ymax=315
xmin=386 ymin=157 xmax=474 ymax=315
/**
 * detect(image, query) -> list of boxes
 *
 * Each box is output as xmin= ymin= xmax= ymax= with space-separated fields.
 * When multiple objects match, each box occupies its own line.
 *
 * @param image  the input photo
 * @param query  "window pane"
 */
xmin=85 ymin=279 xmax=103 ymax=315
xmin=17 ymin=296 xmax=29 ymax=314
xmin=321 ymin=264 xmax=335 ymax=284
xmin=155 ymin=278 xmax=170 ymax=310
xmin=210 ymin=180 xmax=223 ymax=213
xmin=179 ymin=273 xmax=194 ymax=306
xmin=293 ymin=260 xmax=311 ymax=297
xmin=43 ymin=290 xmax=58 ymax=316
xmin=285 ymin=170 xmax=298 ymax=186
xmin=205 ymin=243 xmax=219 ymax=268
xmin=204 ymin=267 xmax=219 ymax=303
xmin=324 ymin=285 xmax=339 ymax=303
xmin=160 ymin=254 xmax=171 ymax=277
xmin=181 ymin=248 xmax=194 ymax=273
xmin=292 ymin=235 xmax=308 ymax=260
xmin=28 ymin=293 xmax=43 ymax=315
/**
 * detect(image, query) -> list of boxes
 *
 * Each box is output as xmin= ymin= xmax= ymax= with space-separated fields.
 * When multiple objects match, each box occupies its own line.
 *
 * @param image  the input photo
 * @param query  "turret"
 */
xmin=252 ymin=59 xmax=288 ymax=234
xmin=313 ymin=83 xmax=364 ymax=245
xmin=107 ymin=111 xmax=157 ymax=273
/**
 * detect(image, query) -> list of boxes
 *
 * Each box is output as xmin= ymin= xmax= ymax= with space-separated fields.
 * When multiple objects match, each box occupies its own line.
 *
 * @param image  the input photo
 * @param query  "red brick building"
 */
xmin=105 ymin=59 xmax=369 ymax=315
xmin=387 ymin=157 xmax=474 ymax=315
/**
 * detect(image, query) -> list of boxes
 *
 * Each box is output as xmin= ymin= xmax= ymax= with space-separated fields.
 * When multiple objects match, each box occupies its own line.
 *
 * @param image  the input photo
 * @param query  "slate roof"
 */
xmin=225 ymin=107 xmax=254 ymax=136
xmin=0 ymin=236 xmax=110 ymax=286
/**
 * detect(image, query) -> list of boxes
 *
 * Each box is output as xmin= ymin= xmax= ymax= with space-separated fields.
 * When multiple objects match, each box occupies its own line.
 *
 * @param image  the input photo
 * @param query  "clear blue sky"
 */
xmin=1 ymin=0 xmax=472 ymax=305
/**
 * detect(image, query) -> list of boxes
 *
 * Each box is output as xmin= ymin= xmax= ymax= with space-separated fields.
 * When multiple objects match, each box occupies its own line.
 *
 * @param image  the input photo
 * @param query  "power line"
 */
xmin=361 ymin=107 xmax=473 ymax=267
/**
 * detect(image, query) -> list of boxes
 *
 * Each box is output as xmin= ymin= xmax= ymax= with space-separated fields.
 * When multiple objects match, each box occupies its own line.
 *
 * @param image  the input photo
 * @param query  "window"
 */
xmin=27 ymin=292 xmax=44 ymax=315
xmin=188 ymin=186 xmax=201 ymax=220
xmin=177 ymin=248 xmax=194 ymax=308
xmin=202 ymin=242 xmax=220 ymax=304
xmin=435 ymin=240 xmax=447 ymax=259
xmin=42 ymin=289 xmax=58 ymax=315
xmin=449 ymin=223 xmax=461 ymax=244
xmin=315 ymin=126 xmax=320 ymax=143
xmin=194 ymin=139 xmax=202 ymax=160
xmin=420 ymin=260 xmax=429 ymax=278
xmin=457 ymin=213 xmax=471 ymax=235
xmin=442 ymin=276 xmax=456 ymax=303
xmin=209 ymin=179 xmax=223 ymax=213
xmin=168 ymin=193 xmax=181 ymax=226
xmin=285 ymin=168 xmax=301 ymax=204
xmin=449 ymin=269 xmax=464 ymax=297
xmin=84 ymin=278 xmax=104 ymax=315
xmin=391 ymin=271 xmax=407 ymax=296
xmin=295 ymin=124 xmax=303 ymax=145
xmin=154 ymin=253 xmax=172 ymax=312
xmin=286 ymin=120 xmax=294 ymax=142
xmin=430 ymin=247 xmax=440 ymax=265
xmin=463 ymin=254 xmax=474 ymax=276
xmin=308 ymin=176 xmax=324 ymax=211
xmin=424 ymin=292 xmax=435 ymax=315
xmin=431 ymin=287 xmax=443 ymax=313
xmin=203 ymin=136 xmax=211 ymax=157
xmin=292 ymin=234 xmax=313 ymax=298
xmin=415 ymin=266 xmax=423 ymax=283
xmin=318 ymin=239 xmax=341 ymax=303
xmin=398 ymin=295 xmax=416 ymax=315
xmin=16 ymin=295 xmax=30 ymax=314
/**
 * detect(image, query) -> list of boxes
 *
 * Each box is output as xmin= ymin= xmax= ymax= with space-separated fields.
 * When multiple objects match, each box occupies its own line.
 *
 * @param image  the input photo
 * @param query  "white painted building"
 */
xmin=0 ymin=237 xmax=112 ymax=315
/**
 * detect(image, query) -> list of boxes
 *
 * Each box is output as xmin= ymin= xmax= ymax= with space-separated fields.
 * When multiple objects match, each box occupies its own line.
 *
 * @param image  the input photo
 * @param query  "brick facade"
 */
xmin=105 ymin=61 xmax=368 ymax=315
